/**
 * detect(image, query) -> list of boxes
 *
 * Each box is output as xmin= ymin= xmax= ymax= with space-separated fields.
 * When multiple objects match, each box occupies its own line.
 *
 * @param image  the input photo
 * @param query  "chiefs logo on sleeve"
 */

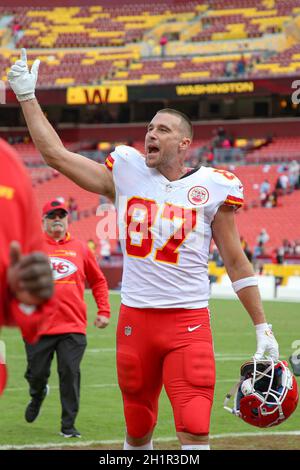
xmin=50 ymin=257 xmax=78 ymax=280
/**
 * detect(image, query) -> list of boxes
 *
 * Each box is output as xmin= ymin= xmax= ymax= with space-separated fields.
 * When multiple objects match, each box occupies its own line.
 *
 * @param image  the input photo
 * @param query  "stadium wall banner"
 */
xmin=4 ymin=77 xmax=299 ymax=105
xmin=128 ymin=77 xmax=298 ymax=100
xmin=66 ymin=85 xmax=128 ymax=105
xmin=175 ymin=81 xmax=254 ymax=96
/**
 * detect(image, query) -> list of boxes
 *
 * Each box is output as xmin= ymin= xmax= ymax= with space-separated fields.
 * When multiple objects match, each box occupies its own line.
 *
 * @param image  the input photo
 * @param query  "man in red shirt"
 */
xmin=0 ymin=138 xmax=54 ymax=396
xmin=24 ymin=199 xmax=110 ymax=438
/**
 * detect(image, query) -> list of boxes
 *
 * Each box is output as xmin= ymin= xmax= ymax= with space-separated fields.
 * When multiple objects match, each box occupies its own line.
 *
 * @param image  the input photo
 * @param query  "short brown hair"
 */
xmin=156 ymin=108 xmax=193 ymax=139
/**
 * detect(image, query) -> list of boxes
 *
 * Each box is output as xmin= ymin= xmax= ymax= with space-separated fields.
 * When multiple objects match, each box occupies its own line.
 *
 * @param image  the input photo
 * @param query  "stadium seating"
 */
xmin=228 ymin=164 xmax=281 ymax=205
xmin=2 ymin=0 xmax=300 ymax=86
xmin=236 ymin=189 xmax=300 ymax=251
xmin=246 ymin=137 xmax=300 ymax=163
xmin=1 ymin=2 xmax=201 ymax=49
xmin=33 ymin=172 xmax=100 ymax=214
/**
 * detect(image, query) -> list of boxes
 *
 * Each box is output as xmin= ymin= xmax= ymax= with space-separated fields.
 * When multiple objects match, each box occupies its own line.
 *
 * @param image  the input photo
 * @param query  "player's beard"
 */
xmin=145 ymin=150 xmax=161 ymax=168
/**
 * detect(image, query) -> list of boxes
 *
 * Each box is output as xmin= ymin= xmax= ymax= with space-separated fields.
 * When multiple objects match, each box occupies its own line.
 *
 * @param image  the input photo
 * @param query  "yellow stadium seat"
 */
xmin=141 ymin=74 xmax=161 ymax=80
xmin=55 ymin=77 xmax=75 ymax=85
xmin=115 ymin=71 xmax=129 ymax=78
xmin=180 ymin=71 xmax=210 ymax=78
xmin=81 ymin=59 xmax=96 ymax=65
xmin=130 ymin=63 xmax=143 ymax=70
xmin=162 ymin=62 xmax=176 ymax=68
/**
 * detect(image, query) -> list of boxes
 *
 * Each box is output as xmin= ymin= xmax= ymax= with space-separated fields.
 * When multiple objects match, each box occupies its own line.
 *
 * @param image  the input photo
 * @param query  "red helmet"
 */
xmin=224 ymin=358 xmax=299 ymax=427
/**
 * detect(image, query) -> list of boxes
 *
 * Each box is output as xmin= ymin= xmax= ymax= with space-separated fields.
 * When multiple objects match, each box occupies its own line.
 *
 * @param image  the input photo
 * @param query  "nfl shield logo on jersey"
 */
xmin=188 ymin=186 xmax=209 ymax=205
xmin=125 ymin=326 xmax=132 ymax=336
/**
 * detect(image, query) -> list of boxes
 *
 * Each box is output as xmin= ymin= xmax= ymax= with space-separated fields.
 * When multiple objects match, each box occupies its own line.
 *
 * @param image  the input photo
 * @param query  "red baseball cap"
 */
xmin=42 ymin=199 xmax=68 ymax=217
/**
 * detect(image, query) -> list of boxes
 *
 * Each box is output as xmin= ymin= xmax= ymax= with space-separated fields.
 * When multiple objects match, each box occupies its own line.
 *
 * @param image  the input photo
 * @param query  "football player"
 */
xmin=8 ymin=50 xmax=279 ymax=450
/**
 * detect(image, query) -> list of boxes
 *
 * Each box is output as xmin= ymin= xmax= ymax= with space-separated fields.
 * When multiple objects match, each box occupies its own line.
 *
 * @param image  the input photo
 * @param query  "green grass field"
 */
xmin=0 ymin=293 xmax=299 ymax=449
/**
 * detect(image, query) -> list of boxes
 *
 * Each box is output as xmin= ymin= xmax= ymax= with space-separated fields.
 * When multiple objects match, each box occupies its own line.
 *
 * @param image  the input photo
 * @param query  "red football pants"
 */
xmin=116 ymin=304 xmax=216 ymax=439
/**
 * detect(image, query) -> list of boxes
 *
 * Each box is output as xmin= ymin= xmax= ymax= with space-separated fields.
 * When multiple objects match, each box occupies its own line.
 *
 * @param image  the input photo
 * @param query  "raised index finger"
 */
xmin=21 ymin=48 xmax=27 ymax=62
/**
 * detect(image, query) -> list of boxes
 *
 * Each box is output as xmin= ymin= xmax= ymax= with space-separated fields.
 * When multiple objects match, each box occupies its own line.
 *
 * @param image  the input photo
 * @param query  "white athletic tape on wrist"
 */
xmin=17 ymin=93 xmax=35 ymax=102
xmin=232 ymin=276 xmax=258 ymax=293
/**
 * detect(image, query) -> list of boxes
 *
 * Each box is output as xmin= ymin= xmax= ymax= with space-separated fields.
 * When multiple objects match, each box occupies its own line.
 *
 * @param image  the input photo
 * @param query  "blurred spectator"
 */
xmin=67 ymin=197 xmax=78 ymax=222
xmin=206 ymin=148 xmax=214 ymax=165
xmin=236 ymin=55 xmax=246 ymax=76
xmin=210 ymin=243 xmax=224 ymax=267
xmin=282 ymin=239 xmax=293 ymax=256
xmin=224 ymin=61 xmax=236 ymax=78
xmin=220 ymin=137 xmax=232 ymax=162
xmin=260 ymin=179 xmax=271 ymax=195
xmin=275 ymin=173 xmax=289 ymax=195
xmin=11 ymin=19 xmax=22 ymax=42
xmin=294 ymin=240 xmax=300 ymax=256
xmin=265 ymin=191 xmax=278 ymax=208
xmin=253 ymin=241 xmax=265 ymax=260
xmin=100 ymin=238 xmax=111 ymax=262
xmin=240 ymin=237 xmax=252 ymax=262
xmin=260 ymin=179 xmax=271 ymax=207
xmin=87 ymin=239 xmax=96 ymax=255
xmin=222 ymin=138 xmax=231 ymax=149
xmin=276 ymin=246 xmax=285 ymax=264
xmin=260 ymin=191 xmax=269 ymax=207
xmin=159 ymin=35 xmax=168 ymax=57
xmin=288 ymin=160 xmax=300 ymax=189
xmin=256 ymin=228 xmax=270 ymax=246
xmin=211 ymin=127 xmax=229 ymax=150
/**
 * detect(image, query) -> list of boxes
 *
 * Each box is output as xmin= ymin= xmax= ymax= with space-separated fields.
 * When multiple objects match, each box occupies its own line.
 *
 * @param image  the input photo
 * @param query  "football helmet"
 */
xmin=224 ymin=357 xmax=299 ymax=427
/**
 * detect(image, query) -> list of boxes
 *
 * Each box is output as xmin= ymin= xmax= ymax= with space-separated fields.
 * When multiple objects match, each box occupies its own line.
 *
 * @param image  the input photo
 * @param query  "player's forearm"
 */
xmin=224 ymin=254 xmax=266 ymax=325
xmin=236 ymin=286 xmax=266 ymax=326
xmin=223 ymin=248 xmax=254 ymax=283
xmin=20 ymin=99 xmax=65 ymax=168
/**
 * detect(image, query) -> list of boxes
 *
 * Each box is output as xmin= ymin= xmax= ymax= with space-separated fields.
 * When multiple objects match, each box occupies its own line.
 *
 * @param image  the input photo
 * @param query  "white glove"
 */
xmin=254 ymin=323 xmax=279 ymax=361
xmin=7 ymin=48 xmax=40 ymax=102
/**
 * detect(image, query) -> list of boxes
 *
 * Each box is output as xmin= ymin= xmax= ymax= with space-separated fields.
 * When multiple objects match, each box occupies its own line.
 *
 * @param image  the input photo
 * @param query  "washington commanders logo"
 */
xmin=188 ymin=186 xmax=209 ymax=205
xmin=50 ymin=257 xmax=78 ymax=280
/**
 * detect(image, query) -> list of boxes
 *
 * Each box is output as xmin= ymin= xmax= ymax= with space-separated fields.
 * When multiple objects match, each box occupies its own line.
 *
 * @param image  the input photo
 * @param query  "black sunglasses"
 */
xmin=46 ymin=211 xmax=68 ymax=219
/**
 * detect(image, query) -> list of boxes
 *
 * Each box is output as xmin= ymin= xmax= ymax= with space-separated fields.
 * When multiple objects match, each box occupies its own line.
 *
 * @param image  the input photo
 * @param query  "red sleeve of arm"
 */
xmin=5 ymin=155 xmax=54 ymax=335
xmin=84 ymin=247 xmax=110 ymax=318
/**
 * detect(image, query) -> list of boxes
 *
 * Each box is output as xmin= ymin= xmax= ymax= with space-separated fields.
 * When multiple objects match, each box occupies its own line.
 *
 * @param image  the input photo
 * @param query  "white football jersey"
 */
xmin=105 ymin=145 xmax=243 ymax=309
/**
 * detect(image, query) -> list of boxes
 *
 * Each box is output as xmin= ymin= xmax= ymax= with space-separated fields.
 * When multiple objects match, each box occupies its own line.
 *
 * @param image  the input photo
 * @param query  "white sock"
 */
xmin=123 ymin=440 xmax=153 ymax=450
xmin=181 ymin=444 xmax=210 ymax=450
